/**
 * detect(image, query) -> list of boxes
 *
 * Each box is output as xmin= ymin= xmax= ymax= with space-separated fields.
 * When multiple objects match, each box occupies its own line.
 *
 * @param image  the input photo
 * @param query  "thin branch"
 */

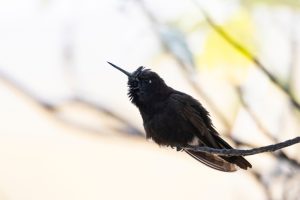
xmin=192 ymin=1 xmax=300 ymax=110
xmin=183 ymin=136 xmax=300 ymax=157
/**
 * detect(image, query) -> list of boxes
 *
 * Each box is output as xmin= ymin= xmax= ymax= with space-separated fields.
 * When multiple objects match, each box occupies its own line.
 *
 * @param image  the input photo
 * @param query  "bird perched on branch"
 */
xmin=107 ymin=62 xmax=252 ymax=172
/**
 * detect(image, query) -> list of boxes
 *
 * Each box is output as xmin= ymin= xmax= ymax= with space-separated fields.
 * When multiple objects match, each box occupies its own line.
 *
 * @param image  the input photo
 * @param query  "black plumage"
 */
xmin=108 ymin=62 xmax=252 ymax=172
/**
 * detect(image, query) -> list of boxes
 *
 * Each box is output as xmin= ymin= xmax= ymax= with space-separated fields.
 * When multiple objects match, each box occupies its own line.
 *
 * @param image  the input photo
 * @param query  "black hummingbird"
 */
xmin=107 ymin=62 xmax=252 ymax=172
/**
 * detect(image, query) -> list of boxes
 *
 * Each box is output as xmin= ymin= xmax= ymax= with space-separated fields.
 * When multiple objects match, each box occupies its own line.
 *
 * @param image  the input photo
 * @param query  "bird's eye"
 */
xmin=142 ymin=79 xmax=152 ymax=84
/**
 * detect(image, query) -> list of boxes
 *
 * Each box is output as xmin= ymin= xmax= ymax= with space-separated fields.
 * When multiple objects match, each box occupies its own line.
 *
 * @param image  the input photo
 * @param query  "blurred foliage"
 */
xmin=242 ymin=0 xmax=300 ymax=8
xmin=197 ymin=10 xmax=256 ymax=69
xmin=196 ymin=10 xmax=256 ymax=83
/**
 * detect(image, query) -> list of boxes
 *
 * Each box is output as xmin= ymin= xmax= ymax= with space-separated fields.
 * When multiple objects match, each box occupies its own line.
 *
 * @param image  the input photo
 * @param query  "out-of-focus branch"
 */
xmin=192 ymin=1 xmax=300 ymax=110
xmin=72 ymin=97 xmax=145 ymax=137
xmin=237 ymin=87 xmax=300 ymax=167
xmin=58 ymin=23 xmax=145 ymax=137
xmin=171 ymin=54 xmax=231 ymax=129
xmin=0 ymin=69 xmax=143 ymax=136
xmin=251 ymin=171 xmax=272 ymax=199
xmin=236 ymin=87 xmax=277 ymax=141
xmin=136 ymin=0 xmax=231 ymax=129
xmin=0 ymin=70 xmax=55 ymax=111
xmin=183 ymin=136 xmax=300 ymax=156
xmin=0 ymin=69 xmax=105 ymax=135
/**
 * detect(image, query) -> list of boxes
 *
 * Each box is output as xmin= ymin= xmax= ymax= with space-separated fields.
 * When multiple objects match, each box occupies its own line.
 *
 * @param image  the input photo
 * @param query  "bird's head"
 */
xmin=107 ymin=62 xmax=171 ymax=106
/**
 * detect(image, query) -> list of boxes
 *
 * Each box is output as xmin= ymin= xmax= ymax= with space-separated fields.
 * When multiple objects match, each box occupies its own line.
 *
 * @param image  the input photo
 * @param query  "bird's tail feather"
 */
xmin=185 ymin=133 xmax=252 ymax=171
xmin=184 ymin=150 xmax=238 ymax=172
xmin=210 ymin=134 xmax=252 ymax=170
xmin=220 ymin=155 xmax=252 ymax=170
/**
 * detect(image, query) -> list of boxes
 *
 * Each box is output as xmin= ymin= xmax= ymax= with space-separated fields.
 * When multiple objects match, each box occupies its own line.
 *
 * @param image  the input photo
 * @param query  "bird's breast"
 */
xmin=141 ymin=103 xmax=195 ymax=147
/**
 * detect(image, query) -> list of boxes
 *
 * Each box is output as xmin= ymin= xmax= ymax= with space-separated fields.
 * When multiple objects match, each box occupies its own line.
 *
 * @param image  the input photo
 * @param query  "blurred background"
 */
xmin=0 ymin=0 xmax=300 ymax=199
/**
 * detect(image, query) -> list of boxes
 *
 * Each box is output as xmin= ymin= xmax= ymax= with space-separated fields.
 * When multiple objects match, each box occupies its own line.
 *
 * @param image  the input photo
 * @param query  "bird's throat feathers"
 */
xmin=127 ymin=67 xmax=172 ymax=110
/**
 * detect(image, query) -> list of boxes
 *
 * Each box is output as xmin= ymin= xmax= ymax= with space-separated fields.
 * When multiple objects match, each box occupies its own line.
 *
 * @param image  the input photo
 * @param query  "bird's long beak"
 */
xmin=107 ymin=62 xmax=132 ymax=77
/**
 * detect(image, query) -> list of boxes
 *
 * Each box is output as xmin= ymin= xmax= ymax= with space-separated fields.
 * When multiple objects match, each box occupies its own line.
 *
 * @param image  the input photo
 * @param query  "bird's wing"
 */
xmin=170 ymin=92 xmax=221 ymax=148
xmin=170 ymin=92 xmax=251 ymax=171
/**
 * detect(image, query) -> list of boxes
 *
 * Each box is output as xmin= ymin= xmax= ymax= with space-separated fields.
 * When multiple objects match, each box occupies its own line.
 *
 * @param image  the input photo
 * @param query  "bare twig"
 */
xmin=183 ymin=137 xmax=300 ymax=157
xmin=192 ymin=1 xmax=300 ymax=110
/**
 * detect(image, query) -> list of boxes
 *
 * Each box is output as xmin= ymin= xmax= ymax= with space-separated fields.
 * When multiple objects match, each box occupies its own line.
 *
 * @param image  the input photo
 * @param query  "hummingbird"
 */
xmin=107 ymin=62 xmax=252 ymax=172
